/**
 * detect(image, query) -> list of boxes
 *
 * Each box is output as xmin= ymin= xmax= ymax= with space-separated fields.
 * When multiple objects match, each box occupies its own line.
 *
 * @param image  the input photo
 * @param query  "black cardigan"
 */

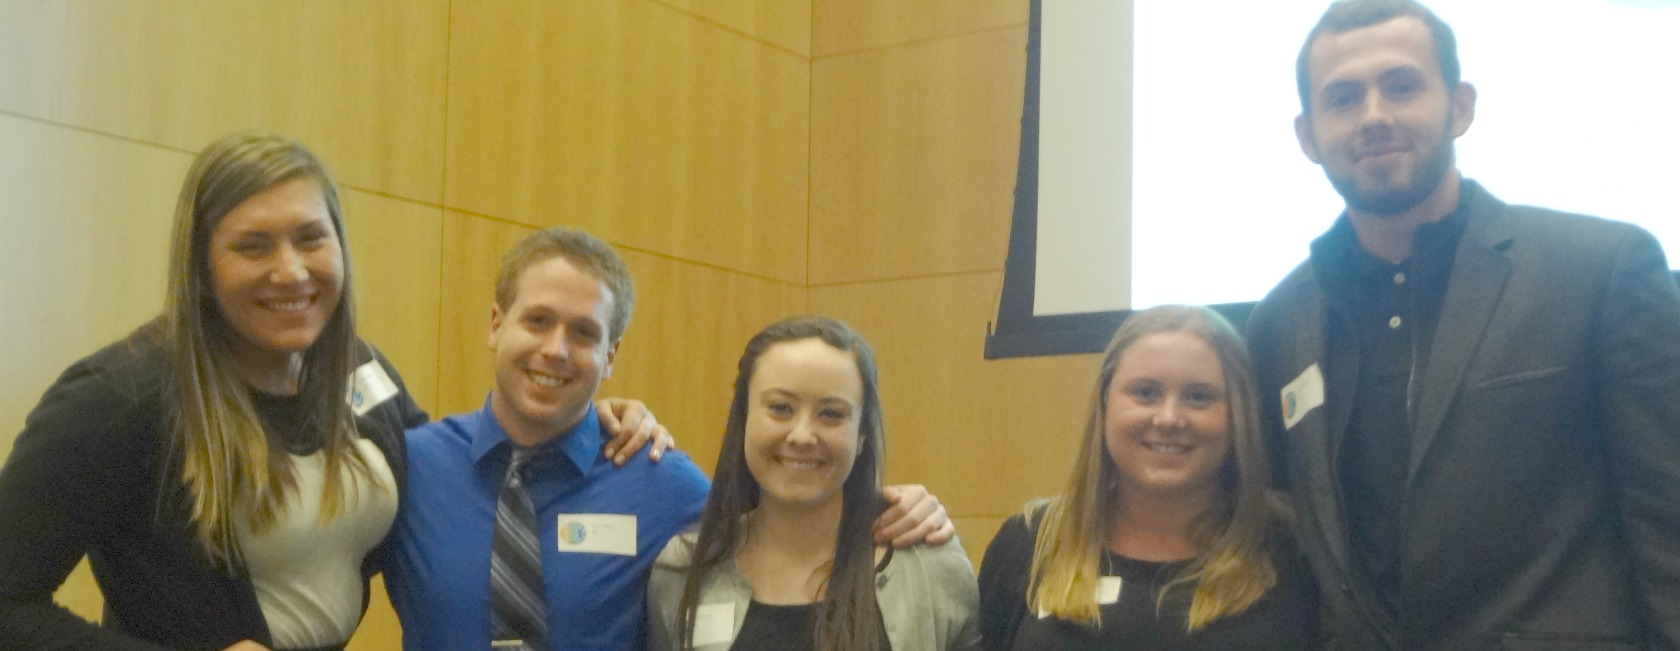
xmin=0 ymin=327 xmax=426 ymax=651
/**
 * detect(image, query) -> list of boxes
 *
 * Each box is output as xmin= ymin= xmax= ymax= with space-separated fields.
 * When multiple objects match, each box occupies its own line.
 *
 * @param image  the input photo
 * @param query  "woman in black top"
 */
xmin=0 ymin=130 xmax=668 ymax=651
xmin=978 ymin=305 xmax=1316 ymax=650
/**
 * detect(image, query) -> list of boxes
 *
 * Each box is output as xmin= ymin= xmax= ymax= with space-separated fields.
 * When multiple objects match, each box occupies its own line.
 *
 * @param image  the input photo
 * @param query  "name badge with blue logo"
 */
xmin=1280 ymin=363 xmax=1325 ymax=430
xmin=347 ymin=360 xmax=399 ymax=416
xmin=555 ymin=513 xmax=637 ymax=556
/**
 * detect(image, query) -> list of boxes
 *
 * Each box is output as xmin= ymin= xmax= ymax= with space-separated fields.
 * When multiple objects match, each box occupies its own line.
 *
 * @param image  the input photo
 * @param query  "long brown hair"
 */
xmin=675 ymin=316 xmax=887 ymax=651
xmin=1026 ymin=305 xmax=1279 ymax=630
xmin=161 ymin=129 xmax=376 ymax=568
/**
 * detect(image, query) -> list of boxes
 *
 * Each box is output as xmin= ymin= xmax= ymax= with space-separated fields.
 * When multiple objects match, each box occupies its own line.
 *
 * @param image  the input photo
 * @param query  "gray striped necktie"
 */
xmin=491 ymin=447 xmax=547 ymax=650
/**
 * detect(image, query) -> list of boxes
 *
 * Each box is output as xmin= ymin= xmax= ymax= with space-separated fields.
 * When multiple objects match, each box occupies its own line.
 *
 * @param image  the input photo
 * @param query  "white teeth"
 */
xmin=779 ymin=457 xmax=824 ymax=470
xmin=265 ymin=298 xmax=311 ymax=311
xmin=1143 ymin=442 xmax=1192 ymax=454
xmin=528 ymin=371 xmax=562 ymax=388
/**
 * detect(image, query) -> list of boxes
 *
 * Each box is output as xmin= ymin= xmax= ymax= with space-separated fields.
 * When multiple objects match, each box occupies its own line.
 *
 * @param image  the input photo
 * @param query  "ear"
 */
xmin=601 ymin=338 xmax=621 ymax=380
xmin=488 ymin=304 xmax=504 ymax=348
xmin=1294 ymin=113 xmax=1322 ymax=164
xmin=1449 ymin=81 xmax=1476 ymax=138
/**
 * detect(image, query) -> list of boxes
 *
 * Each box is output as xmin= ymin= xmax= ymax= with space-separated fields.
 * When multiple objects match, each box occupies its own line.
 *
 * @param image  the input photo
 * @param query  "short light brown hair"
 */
xmin=495 ymin=227 xmax=636 ymax=342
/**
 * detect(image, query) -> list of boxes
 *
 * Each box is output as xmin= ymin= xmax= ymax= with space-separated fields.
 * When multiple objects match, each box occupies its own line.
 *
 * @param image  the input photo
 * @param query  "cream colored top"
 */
xmin=235 ymin=438 xmax=398 ymax=648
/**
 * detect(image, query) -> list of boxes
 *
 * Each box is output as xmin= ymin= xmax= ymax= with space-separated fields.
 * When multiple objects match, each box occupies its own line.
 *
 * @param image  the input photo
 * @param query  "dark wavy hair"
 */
xmin=675 ymin=316 xmax=887 ymax=651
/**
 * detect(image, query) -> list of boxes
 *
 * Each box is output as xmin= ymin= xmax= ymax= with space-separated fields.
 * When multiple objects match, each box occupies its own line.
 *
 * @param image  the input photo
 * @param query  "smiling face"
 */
xmin=743 ymin=338 xmax=865 ymax=513
xmin=206 ymin=176 xmax=344 ymax=377
xmin=1103 ymin=330 xmax=1231 ymax=504
xmin=1295 ymin=16 xmax=1474 ymax=217
xmin=488 ymin=254 xmax=619 ymax=446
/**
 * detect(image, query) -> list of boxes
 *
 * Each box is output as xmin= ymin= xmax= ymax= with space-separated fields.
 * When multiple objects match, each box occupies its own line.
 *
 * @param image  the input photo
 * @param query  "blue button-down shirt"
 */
xmin=383 ymin=399 xmax=710 ymax=650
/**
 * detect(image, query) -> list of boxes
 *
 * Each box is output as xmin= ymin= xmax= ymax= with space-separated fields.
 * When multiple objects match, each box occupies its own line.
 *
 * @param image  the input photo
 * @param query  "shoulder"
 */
xmin=1471 ymin=187 xmax=1656 ymax=258
xmin=22 ymin=328 xmax=171 ymax=445
xmin=647 ymin=530 xmax=726 ymax=613
xmin=654 ymin=530 xmax=701 ymax=568
xmin=979 ymin=509 xmax=1041 ymax=576
xmin=993 ymin=506 xmax=1042 ymax=550
xmin=1248 ymin=261 xmax=1318 ymax=338
xmin=619 ymin=448 xmax=712 ymax=500
xmin=351 ymin=339 xmax=429 ymax=425
xmin=895 ymin=537 xmax=976 ymax=579
xmin=61 ymin=327 xmax=170 ymax=400
xmin=403 ymin=411 xmax=477 ymax=471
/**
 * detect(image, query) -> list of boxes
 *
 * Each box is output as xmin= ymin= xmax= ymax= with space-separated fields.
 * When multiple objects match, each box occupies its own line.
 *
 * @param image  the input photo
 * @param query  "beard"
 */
xmin=1325 ymin=119 xmax=1457 ymax=217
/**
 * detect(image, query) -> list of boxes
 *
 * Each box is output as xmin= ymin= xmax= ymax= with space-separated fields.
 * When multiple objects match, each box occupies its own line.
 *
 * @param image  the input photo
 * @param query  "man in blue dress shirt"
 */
xmin=383 ymin=227 xmax=955 ymax=650
xmin=384 ymin=227 xmax=708 ymax=650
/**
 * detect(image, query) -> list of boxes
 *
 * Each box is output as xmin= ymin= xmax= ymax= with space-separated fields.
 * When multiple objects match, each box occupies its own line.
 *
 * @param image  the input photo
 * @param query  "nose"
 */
xmin=538 ymin=329 xmax=570 ymax=361
xmin=1152 ymin=398 xmax=1187 ymax=430
xmin=1359 ymin=93 xmax=1394 ymax=132
xmin=786 ymin=415 xmax=818 ymax=445
xmin=269 ymin=244 xmax=309 ymax=285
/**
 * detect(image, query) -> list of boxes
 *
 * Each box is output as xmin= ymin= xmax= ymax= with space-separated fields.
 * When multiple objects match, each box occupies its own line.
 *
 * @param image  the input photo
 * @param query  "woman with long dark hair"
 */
xmin=978 ymin=305 xmax=1316 ymax=650
xmin=647 ymin=316 xmax=981 ymax=651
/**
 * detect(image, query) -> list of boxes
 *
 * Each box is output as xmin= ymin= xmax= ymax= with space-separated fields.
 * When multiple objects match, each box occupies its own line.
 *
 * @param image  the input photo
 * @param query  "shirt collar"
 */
xmin=470 ymin=396 xmax=605 ymax=474
xmin=1311 ymin=184 xmax=1474 ymax=283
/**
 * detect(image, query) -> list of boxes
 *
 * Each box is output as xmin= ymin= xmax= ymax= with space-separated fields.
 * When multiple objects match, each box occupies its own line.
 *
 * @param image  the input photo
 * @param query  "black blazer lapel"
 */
xmin=1408 ymin=197 xmax=1516 ymax=481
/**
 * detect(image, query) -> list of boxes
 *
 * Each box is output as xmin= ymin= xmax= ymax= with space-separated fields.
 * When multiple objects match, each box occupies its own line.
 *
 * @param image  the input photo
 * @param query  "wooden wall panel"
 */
xmin=809 ymin=273 xmax=1098 ymax=520
xmin=435 ymin=211 xmax=806 ymax=476
xmin=651 ymin=0 xmax=812 ymax=56
xmin=809 ymin=26 xmax=1027 ymax=285
xmin=0 ymin=0 xmax=450 ymax=203
xmin=811 ymin=0 xmax=1027 ymax=57
xmin=341 ymin=192 xmax=445 ymax=414
xmin=436 ymin=213 xmax=536 ymax=418
xmin=952 ymin=515 xmax=1008 ymax=572
xmin=445 ymin=0 xmax=810 ymax=284
xmin=346 ymin=575 xmax=401 ymax=650
xmin=0 ymin=114 xmax=186 ymax=450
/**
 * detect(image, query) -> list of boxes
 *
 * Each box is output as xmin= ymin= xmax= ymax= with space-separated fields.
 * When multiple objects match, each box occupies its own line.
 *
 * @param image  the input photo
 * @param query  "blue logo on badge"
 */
xmin=561 ymin=521 xmax=588 ymax=545
xmin=1284 ymin=392 xmax=1297 ymax=420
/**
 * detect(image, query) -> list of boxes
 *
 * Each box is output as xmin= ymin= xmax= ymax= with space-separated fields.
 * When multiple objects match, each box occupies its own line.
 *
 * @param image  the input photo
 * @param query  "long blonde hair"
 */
xmin=1026 ymin=305 xmax=1280 ymax=630
xmin=161 ymin=129 xmax=375 ymax=568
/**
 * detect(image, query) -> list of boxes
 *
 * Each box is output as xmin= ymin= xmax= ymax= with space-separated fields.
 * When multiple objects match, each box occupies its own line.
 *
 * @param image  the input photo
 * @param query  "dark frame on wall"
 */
xmin=984 ymin=0 xmax=1258 ymax=359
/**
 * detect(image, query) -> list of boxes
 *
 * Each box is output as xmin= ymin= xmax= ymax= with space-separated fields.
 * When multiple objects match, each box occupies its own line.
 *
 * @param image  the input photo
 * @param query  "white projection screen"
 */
xmin=987 ymin=0 xmax=1680 ymax=358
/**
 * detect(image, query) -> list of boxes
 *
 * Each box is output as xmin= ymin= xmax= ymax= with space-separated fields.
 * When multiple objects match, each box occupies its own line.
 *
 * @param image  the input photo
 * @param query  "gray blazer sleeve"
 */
xmin=1596 ymin=226 xmax=1680 ymax=646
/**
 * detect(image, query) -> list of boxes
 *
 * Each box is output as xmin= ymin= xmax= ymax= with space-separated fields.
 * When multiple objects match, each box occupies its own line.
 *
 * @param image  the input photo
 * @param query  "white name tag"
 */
xmin=555 ymin=514 xmax=637 ymax=555
xmin=1280 ymin=363 xmax=1326 ymax=430
xmin=1036 ymin=576 xmax=1124 ymax=618
xmin=1096 ymin=576 xmax=1123 ymax=605
xmin=693 ymin=601 xmax=735 ymax=646
xmin=347 ymin=360 xmax=399 ymax=416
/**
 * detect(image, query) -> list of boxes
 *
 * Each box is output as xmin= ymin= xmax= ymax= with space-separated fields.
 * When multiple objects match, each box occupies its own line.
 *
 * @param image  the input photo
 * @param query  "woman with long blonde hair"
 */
xmin=978 ymin=305 xmax=1315 ymax=649
xmin=0 ymin=130 xmax=667 ymax=651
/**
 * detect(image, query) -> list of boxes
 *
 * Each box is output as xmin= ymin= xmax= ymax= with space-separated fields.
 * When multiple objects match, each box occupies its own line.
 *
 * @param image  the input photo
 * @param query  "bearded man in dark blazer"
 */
xmin=1245 ymin=1 xmax=1680 ymax=649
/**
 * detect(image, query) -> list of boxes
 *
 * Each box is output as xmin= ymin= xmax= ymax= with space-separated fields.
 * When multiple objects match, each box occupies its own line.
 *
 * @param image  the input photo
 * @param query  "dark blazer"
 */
xmin=1247 ymin=181 xmax=1680 ymax=651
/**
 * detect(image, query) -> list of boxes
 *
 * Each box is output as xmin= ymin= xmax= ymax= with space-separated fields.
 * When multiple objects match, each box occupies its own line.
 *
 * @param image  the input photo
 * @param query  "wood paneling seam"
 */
xmin=810 ymin=21 xmax=1029 ymax=61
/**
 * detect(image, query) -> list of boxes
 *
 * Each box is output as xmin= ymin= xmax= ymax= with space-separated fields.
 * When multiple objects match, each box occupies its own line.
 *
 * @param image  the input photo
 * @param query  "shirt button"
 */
xmin=1389 ymin=315 xmax=1402 ymax=329
xmin=1393 ymin=272 xmax=1406 ymax=285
